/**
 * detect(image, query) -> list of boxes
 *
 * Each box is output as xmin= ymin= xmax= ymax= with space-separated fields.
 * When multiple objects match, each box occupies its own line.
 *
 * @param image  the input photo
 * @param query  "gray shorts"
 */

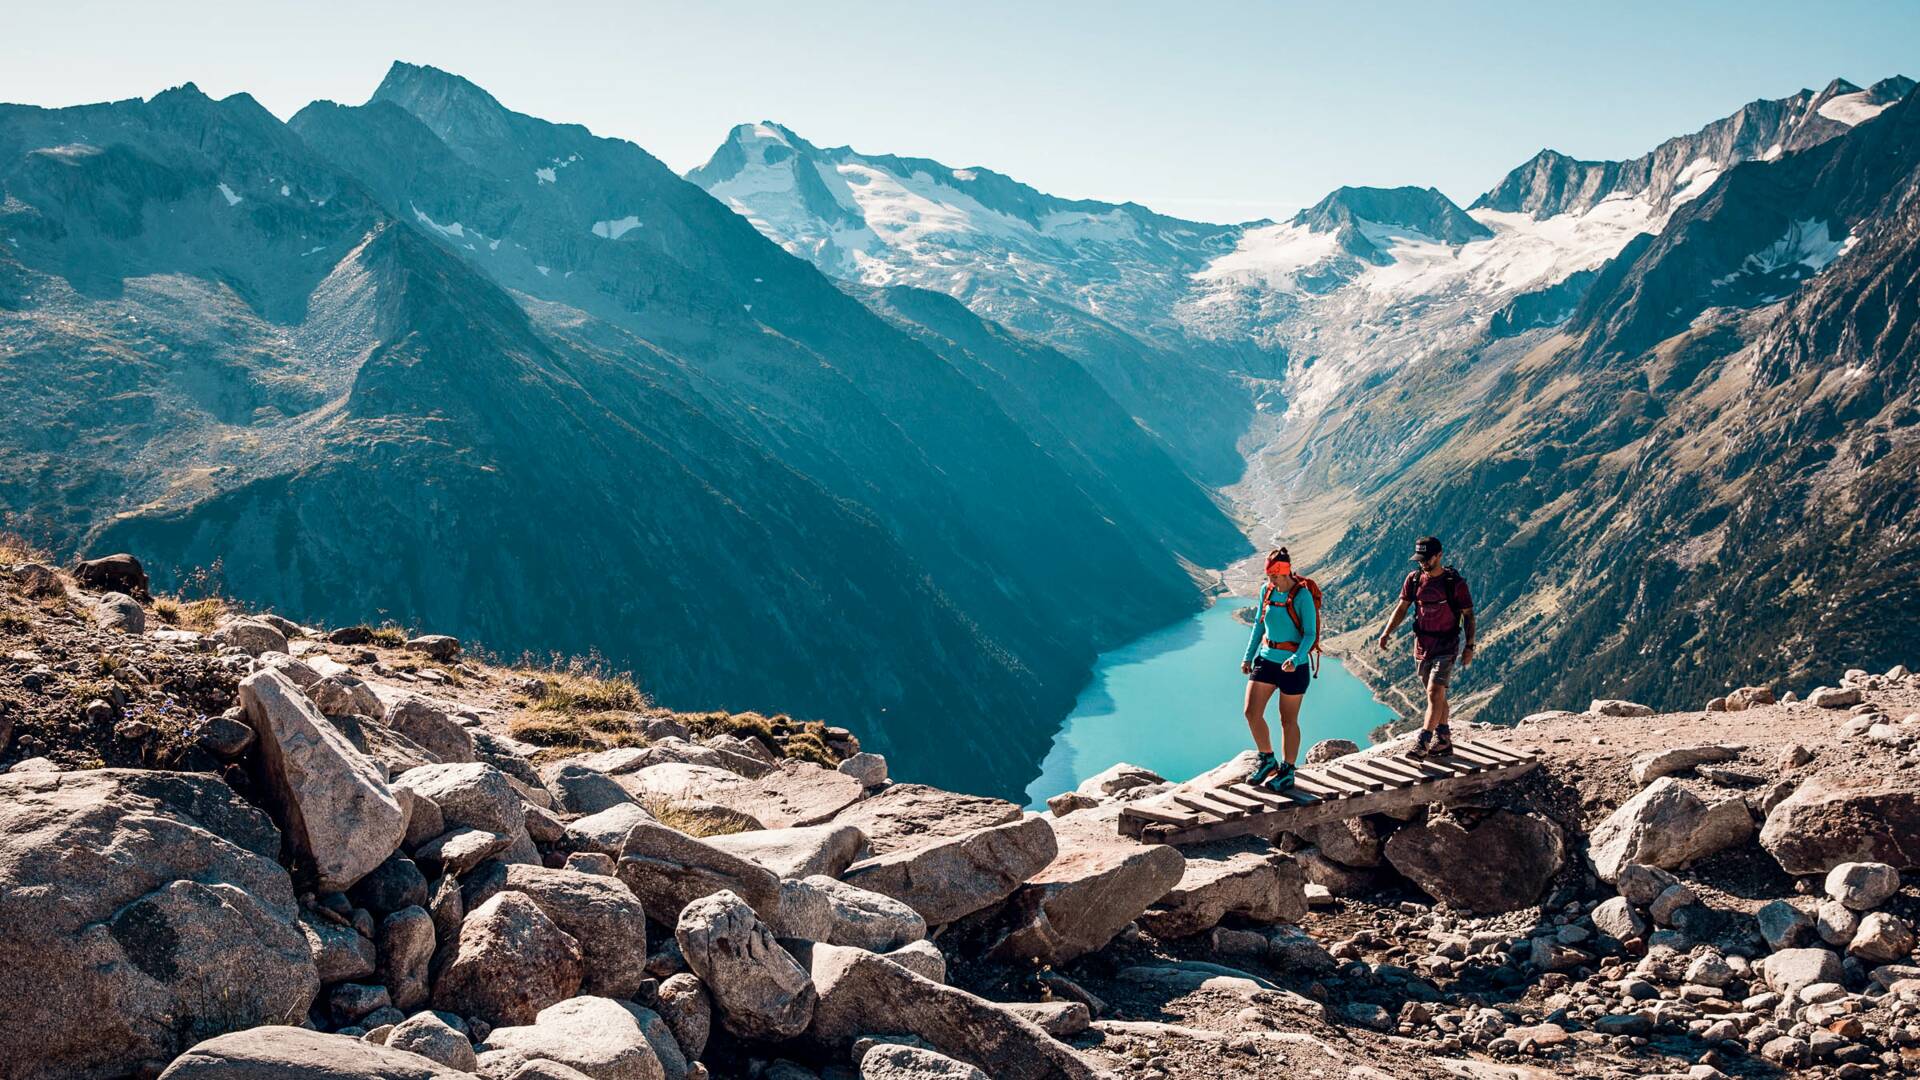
xmin=1419 ymin=654 xmax=1455 ymax=691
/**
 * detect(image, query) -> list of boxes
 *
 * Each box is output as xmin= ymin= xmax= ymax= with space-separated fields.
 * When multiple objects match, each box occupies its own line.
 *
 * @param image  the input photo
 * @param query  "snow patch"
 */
xmin=951 ymin=168 xmax=977 ymax=182
xmin=411 ymin=204 xmax=466 ymax=239
xmin=279 ymin=184 xmax=290 ymax=197
xmin=591 ymin=216 xmax=643 ymax=239
xmin=217 ymin=183 xmax=242 ymax=206
xmin=535 ymin=167 xmax=557 ymax=184
xmin=1670 ymin=157 xmax=1722 ymax=207
xmin=1818 ymin=92 xmax=1891 ymax=126
xmin=1746 ymin=218 xmax=1851 ymax=274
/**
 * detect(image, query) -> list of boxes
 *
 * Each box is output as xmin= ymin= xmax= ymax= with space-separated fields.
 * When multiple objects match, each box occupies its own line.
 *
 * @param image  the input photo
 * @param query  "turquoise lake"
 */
xmin=1025 ymin=594 xmax=1400 ymax=808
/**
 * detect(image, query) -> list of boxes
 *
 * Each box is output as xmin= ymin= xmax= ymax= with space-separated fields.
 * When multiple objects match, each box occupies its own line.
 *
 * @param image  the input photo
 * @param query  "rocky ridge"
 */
xmin=5 ymin=552 xmax=1920 ymax=1079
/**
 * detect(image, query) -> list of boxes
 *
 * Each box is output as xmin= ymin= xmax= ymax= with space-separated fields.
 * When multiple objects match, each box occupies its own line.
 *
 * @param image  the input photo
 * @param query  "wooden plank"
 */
xmin=1174 ymin=793 xmax=1246 ymax=820
xmin=1288 ymin=773 xmax=1347 ymax=800
xmin=1226 ymin=781 xmax=1317 ymax=808
xmin=1456 ymin=742 xmax=1528 ymax=767
xmin=1301 ymin=768 xmax=1374 ymax=797
xmin=1335 ymin=759 xmax=1417 ymax=789
xmin=1318 ymin=762 xmax=1390 ymax=792
xmin=1394 ymin=751 xmax=1483 ymax=778
xmin=1206 ymin=787 xmax=1270 ymax=812
xmin=1362 ymin=755 xmax=1461 ymax=784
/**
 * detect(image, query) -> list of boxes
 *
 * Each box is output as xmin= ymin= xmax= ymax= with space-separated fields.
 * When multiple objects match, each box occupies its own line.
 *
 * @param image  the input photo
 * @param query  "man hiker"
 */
xmin=1376 ymin=536 xmax=1474 ymax=758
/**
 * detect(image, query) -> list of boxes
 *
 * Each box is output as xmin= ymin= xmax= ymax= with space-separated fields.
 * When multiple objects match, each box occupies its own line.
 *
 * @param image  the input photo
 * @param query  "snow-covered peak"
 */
xmin=687 ymin=121 xmax=1238 ymax=342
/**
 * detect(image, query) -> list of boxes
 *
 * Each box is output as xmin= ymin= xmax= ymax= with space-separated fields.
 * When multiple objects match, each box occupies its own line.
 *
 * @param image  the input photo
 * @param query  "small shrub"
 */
xmin=523 ymin=653 xmax=646 ymax=714
xmin=0 ymin=530 xmax=53 ymax=565
xmin=509 ymin=710 xmax=651 ymax=763
xmin=640 ymin=796 xmax=756 ymax=838
xmin=153 ymin=596 xmax=229 ymax=632
xmin=368 ymin=624 xmax=408 ymax=648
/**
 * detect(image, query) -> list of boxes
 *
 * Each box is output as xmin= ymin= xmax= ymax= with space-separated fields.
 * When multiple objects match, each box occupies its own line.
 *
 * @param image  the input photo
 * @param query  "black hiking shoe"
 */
xmin=1263 ymin=760 xmax=1297 ymax=792
xmin=1431 ymin=725 xmax=1454 ymax=757
xmin=1408 ymin=730 xmax=1434 ymax=760
xmin=1245 ymin=751 xmax=1279 ymax=787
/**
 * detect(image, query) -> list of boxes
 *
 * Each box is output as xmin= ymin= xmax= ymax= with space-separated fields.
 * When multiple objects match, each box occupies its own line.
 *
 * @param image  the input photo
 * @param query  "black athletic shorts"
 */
xmin=1250 ymin=657 xmax=1310 ymax=694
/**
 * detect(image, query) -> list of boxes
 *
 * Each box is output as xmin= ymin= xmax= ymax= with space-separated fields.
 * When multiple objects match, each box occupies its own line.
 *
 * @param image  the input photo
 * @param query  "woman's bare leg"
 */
xmin=1277 ymin=691 xmax=1304 ymax=764
xmin=1243 ymin=679 xmax=1279 ymax=755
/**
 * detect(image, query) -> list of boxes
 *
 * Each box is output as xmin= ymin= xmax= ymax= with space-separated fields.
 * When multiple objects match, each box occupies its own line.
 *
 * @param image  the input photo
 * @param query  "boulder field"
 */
xmin=3 ymin=555 xmax=1920 ymax=1078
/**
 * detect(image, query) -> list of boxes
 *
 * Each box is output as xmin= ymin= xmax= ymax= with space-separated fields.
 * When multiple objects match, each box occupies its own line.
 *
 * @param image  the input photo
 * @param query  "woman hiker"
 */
xmin=1240 ymin=547 xmax=1318 ymax=792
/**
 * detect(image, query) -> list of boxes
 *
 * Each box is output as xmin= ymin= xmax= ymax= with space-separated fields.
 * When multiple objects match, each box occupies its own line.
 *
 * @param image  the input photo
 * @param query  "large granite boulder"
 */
xmin=385 ymin=1012 xmax=477 ymax=1071
xmin=475 ymin=996 xmax=668 ymax=1080
xmin=1136 ymin=837 xmax=1308 ymax=938
xmin=1383 ymin=810 xmax=1565 ymax=913
xmin=705 ymin=823 xmax=869 ymax=880
xmin=1630 ymin=744 xmax=1742 ymax=786
xmin=1760 ymin=775 xmax=1920 ymax=874
xmin=616 ymin=819 xmax=782 ymax=923
xmin=157 ymin=1027 xmax=468 ymax=1079
xmin=842 ymin=816 xmax=1058 ymax=926
xmin=70 ymin=552 xmax=149 ymax=599
xmin=393 ymin=762 xmax=528 ymax=841
xmin=654 ymin=973 xmax=712 ymax=1061
xmin=241 ymin=668 xmax=407 ymax=891
xmin=384 ymin=696 xmax=476 ymax=765
xmin=803 ymin=874 xmax=928 ymax=951
xmin=807 ymin=945 xmax=1098 ymax=1080
xmin=960 ymin=812 xmax=1184 ymax=964
xmin=567 ymin=802 xmax=654 ymax=857
xmin=0 ymin=770 xmax=319 ymax=1080
xmin=212 ymin=618 xmax=289 ymax=657
xmin=433 ymin=892 xmax=584 ymax=1028
xmin=1588 ymin=777 xmax=1754 ymax=881
xmin=463 ymin=863 xmax=650 ymax=999
xmin=861 ymin=1044 xmax=989 ymax=1080
xmin=621 ymin=760 xmax=864 ymax=830
xmin=676 ymin=890 xmax=816 ymax=1040
xmin=830 ymin=784 xmax=1024 ymax=854
xmin=543 ymin=761 xmax=638 ymax=816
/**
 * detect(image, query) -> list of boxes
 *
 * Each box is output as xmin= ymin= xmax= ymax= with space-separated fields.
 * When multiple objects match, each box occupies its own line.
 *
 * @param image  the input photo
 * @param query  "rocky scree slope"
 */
xmin=5 ymin=553 xmax=1920 ymax=1078
xmin=0 ymin=64 xmax=1248 ymax=799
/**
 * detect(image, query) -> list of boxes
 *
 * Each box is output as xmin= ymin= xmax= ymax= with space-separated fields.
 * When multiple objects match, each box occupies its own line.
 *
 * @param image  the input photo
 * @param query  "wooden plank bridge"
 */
xmin=1117 ymin=739 xmax=1540 ymax=845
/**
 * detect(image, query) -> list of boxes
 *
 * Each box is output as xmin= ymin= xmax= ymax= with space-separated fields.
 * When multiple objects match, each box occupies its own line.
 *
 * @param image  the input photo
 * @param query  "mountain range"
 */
xmin=3 ymin=64 xmax=1916 ymax=793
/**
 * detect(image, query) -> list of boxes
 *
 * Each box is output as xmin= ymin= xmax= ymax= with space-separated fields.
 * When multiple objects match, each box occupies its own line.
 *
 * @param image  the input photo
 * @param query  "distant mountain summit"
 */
xmin=1292 ymin=186 xmax=1493 ymax=257
xmin=1474 ymin=76 xmax=1918 ymax=219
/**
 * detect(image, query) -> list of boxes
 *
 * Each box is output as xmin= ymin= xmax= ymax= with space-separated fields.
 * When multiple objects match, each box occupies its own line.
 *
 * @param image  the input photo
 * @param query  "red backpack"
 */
xmin=1260 ymin=577 xmax=1324 ymax=677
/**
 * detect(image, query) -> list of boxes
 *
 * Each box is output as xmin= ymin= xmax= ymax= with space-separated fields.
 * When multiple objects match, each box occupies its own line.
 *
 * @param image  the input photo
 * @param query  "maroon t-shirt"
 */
xmin=1401 ymin=568 xmax=1473 ymax=660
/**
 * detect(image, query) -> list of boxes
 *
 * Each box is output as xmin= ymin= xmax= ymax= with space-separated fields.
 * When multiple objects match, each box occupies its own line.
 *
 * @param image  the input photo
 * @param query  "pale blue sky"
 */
xmin=3 ymin=1 xmax=1915 ymax=223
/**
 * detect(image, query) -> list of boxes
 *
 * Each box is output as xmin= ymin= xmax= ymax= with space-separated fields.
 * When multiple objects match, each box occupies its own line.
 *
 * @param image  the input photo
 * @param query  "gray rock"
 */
xmin=386 ymin=1011 xmax=477 ymax=1071
xmin=772 ymin=875 xmax=836 ymax=941
xmin=350 ymin=853 xmax=429 ymax=916
xmin=807 ymin=944 xmax=1098 ymax=1080
xmin=1849 ymin=912 xmax=1915 ymax=963
xmin=1044 ymin=792 xmax=1100 ymax=817
xmin=803 ymin=874 xmax=929 ymax=952
xmin=676 ymin=889 xmax=816 ymax=1040
xmin=91 ymin=591 xmax=144 ymax=633
xmin=1295 ymin=815 xmax=1384 ymax=868
xmin=69 ymin=553 xmax=148 ymax=598
xmin=1760 ymin=774 xmax=1920 ymax=873
xmin=385 ymin=696 xmax=476 ymax=764
xmin=1303 ymin=739 xmax=1360 ymax=764
xmin=838 ymin=752 xmax=889 ymax=788
xmin=543 ymin=761 xmax=638 ymax=815
xmin=11 ymin=561 xmax=64 ymax=598
xmin=0 ymin=770 xmax=320 ymax=1080
xmin=829 ymin=783 xmax=1024 ymax=854
xmin=567 ymin=802 xmax=655 ymax=857
xmin=842 ymin=816 xmax=1059 ymax=926
xmin=157 ymin=1027 xmax=469 ymax=1079
xmin=1073 ymin=762 xmax=1163 ymax=798
xmin=241 ymin=669 xmax=407 ymax=892
xmin=476 ymin=996 xmax=667 ymax=1080
xmin=393 ymin=762 xmax=529 ymax=841
xmin=1648 ymin=882 xmax=1695 ymax=926
xmin=1808 ymin=686 xmax=1864 ymax=708
xmin=406 ymin=634 xmax=461 ymax=661
xmin=564 ymin=852 xmax=617 ymax=876
xmin=193 ymin=712 xmax=257 ymax=759
xmin=432 ymin=891 xmax=584 ymax=1028
xmin=655 ymin=973 xmax=712 ymax=1060
xmin=307 ymin=674 xmax=387 ymax=721
xmin=1591 ymin=896 xmax=1647 ymax=941
xmin=1614 ymin=863 xmax=1679 ymax=907
xmin=1756 ymin=900 xmax=1815 ymax=950
xmin=885 ymin=939 xmax=947 ymax=983
xmin=1816 ymin=899 xmax=1860 ymax=946
xmin=1685 ymin=952 xmax=1735 ymax=988
xmin=960 ymin=813 xmax=1184 ymax=963
xmin=616 ymin=819 xmax=782 ymax=924
xmin=1759 ymin=947 xmax=1844 ymax=995
xmin=1384 ymin=810 xmax=1564 ymax=913
xmin=1588 ymin=777 xmax=1753 ymax=881
xmin=414 ymin=826 xmax=511 ymax=879
xmin=213 ymin=618 xmax=289 ymax=657
xmin=705 ymin=823 xmax=868 ymax=880
xmin=378 ymin=905 xmax=437 ymax=1009
xmin=1630 ymin=744 xmax=1742 ymax=786
xmin=1589 ymin=699 xmax=1654 ymax=717
xmin=1267 ymin=925 xmax=1337 ymax=972
xmin=1825 ymin=861 xmax=1902 ymax=910
xmin=859 ymin=1044 xmax=988 ymax=1080
xmin=302 ymin=907 xmax=378 ymax=983
xmin=463 ymin=862 xmax=651 ymax=999
xmin=1138 ymin=837 xmax=1308 ymax=937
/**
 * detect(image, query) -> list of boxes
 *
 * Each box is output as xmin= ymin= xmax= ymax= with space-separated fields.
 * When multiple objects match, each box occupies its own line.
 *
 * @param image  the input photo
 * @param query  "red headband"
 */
xmin=1266 ymin=559 xmax=1292 ymax=576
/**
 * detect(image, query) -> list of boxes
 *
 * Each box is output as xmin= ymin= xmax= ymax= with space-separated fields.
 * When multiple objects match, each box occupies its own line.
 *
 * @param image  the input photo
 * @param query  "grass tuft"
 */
xmin=0 ymin=531 xmax=54 ymax=565
xmin=640 ymin=796 xmax=758 ymax=838
xmin=153 ymin=596 xmax=230 ymax=633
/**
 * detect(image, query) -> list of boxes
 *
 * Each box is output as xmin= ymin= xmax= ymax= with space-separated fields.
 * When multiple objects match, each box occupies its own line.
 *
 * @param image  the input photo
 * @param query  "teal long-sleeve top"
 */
xmin=1244 ymin=584 xmax=1315 ymax=667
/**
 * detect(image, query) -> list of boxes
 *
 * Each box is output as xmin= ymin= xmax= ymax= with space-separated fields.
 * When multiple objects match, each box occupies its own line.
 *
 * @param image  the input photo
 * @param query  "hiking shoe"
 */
xmin=1408 ymin=730 xmax=1434 ymax=760
xmin=1245 ymin=751 xmax=1279 ymax=786
xmin=1263 ymin=760 xmax=1297 ymax=792
xmin=1431 ymin=726 xmax=1454 ymax=757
